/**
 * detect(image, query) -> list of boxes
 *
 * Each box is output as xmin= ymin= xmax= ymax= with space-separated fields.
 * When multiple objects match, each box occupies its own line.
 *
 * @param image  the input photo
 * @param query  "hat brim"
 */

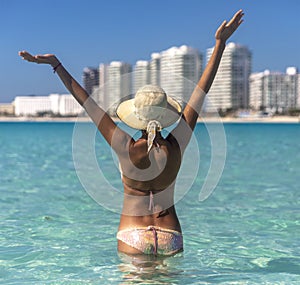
xmin=116 ymin=96 xmax=182 ymax=130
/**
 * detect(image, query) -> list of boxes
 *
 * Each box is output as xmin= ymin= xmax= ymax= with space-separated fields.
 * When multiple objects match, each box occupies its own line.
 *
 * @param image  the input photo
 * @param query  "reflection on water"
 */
xmin=118 ymin=252 xmax=184 ymax=284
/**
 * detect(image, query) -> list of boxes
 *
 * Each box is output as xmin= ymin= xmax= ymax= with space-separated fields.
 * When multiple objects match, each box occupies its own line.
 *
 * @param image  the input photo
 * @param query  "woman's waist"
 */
xmin=122 ymin=192 xmax=175 ymax=217
xmin=122 ymin=174 xmax=176 ymax=193
xmin=119 ymin=210 xmax=181 ymax=232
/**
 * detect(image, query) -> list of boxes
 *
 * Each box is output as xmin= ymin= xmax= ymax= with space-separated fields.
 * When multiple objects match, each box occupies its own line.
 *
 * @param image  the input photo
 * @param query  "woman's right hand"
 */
xmin=19 ymin=51 xmax=60 ymax=67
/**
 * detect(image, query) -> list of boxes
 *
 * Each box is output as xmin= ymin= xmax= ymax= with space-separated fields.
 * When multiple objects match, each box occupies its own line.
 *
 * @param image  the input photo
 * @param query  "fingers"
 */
xmin=220 ymin=20 xmax=227 ymax=30
xmin=215 ymin=10 xmax=244 ymax=41
xmin=233 ymin=9 xmax=244 ymax=24
xmin=19 ymin=50 xmax=40 ymax=63
xmin=233 ymin=9 xmax=244 ymax=19
xmin=216 ymin=20 xmax=227 ymax=34
xmin=226 ymin=10 xmax=244 ymax=32
xmin=19 ymin=50 xmax=33 ymax=61
xmin=237 ymin=19 xmax=244 ymax=27
xmin=234 ymin=9 xmax=244 ymax=17
xmin=19 ymin=50 xmax=29 ymax=58
xmin=228 ymin=9 xmax=244 ymax=26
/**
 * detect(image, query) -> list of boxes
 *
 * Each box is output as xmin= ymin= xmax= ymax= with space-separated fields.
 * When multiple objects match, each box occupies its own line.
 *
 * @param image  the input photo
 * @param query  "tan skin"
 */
xmin=19 ymin=10 xmax=244 ymax=255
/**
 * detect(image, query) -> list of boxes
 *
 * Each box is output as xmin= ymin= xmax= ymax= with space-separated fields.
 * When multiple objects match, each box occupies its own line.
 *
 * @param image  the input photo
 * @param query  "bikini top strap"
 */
xmin=148 ymin=191 xmax=154 ymax=212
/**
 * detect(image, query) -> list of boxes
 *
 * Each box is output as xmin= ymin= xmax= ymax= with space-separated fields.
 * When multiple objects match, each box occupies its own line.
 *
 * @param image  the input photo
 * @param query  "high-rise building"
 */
xmin=250 ymin=67 xmax=299 ymax=112
xmin=96 ymin=45 xmax=202 ymax=114
xmin=249 ymin=72 xmax=265 ymax=111
xmin=98 ymin=61 xmax=132 ymax=115
xmin=159 ymin=45 xmax=203 ymax=105
xmin=98 ymin=63 xmax=109 ymax=111
xmin=150 ymin=53 xmax=161 ymax=87
xmin=133 ymin=60 xmax=150 ymax=93
xmin=205 ymin=42 xmax=252 ymax=112
xmin=82 ymin=67 xmax=99 ymax=95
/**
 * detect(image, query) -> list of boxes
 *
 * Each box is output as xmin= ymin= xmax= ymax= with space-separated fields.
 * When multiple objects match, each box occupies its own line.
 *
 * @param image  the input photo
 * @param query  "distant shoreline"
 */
xmin=202 ymin=115 xmax=300 ymax=123
xmin=0 ymin=116 xmax=92 ymax=123
xmin=1 ymin=115 xmax=299 ymax=124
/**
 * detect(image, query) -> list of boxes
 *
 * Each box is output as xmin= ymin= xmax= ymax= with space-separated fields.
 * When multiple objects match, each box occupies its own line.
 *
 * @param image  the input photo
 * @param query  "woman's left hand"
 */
xmin=215 ymin=9 xmax=244 ymax=43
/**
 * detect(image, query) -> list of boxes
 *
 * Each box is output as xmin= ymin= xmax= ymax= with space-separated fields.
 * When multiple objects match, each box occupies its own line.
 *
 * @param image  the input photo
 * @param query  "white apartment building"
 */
xmin=250 ymin=67 xmax=299 ymax=112
xmin=98 ymin=61 xmax=132 ymax=115
xmin=56 ymin=94 xmax=83 ymax=116
xmin=205 ymin=42 xmax=251 ymax=112
xmin=133 ymin=60 xmax=150 ymax=93
xmin=249 ymin=72 xmax=264 ymax=111
xmin=159 ymin=45 xmax=202 ymax=105
xmin=14 ymin=96 xmax=52 ymax=116
xmin=150 ymin=52 xmax=161 ymax=87
xmin=98 ymin=63 xmax=109 ymax=111
xmin=14 ymin=94 xmax=82 ymax=116
xmin=95 ymin=45 xmax=202 ymax=115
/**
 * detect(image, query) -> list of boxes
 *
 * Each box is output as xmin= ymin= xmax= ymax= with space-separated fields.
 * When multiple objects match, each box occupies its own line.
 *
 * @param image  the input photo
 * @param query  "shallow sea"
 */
xmin=0 ymin=121 xmax=299 ymax=284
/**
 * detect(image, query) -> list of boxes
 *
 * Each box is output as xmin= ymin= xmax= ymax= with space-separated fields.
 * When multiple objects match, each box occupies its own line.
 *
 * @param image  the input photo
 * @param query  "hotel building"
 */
xmin=205 ymin=42 xmax=252 ymax=112
xmin=83 ymin=67 xmax=99 ymax=96
xmin=150 ymin=53 xmax=161 ymax=87
xmin=132 ymin=46 xmax=202 ymax=106
xmin=249 ymin=67 xmax=299 ymax=112
xmin=159 ymin=45 xmax=202 ymax=105
xmin=98 ymin=61 xmax=132 ymax=115
xmin=133 ymin=60 xmax=151 ymax=93
xmin=14 ymin=94 xmax=82 ymax=116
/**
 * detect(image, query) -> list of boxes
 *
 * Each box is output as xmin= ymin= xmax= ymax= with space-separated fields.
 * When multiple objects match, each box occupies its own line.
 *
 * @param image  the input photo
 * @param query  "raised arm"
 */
xmin=18 ymin=51 xmax=131 ymax=153
xmin=171 ymin=10 xmax=244 ymax=149
xmin=185 ymin=9 xmax=244 ymax=129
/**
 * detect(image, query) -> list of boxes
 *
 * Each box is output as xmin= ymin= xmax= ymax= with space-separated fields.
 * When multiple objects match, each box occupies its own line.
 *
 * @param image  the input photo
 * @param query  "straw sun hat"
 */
xmin=116 ymin=85 xmax=182 ymax=130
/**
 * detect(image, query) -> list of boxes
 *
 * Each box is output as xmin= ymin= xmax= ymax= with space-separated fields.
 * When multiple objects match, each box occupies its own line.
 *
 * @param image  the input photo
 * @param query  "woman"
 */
xmin=19 ymin=10 xmax=244 ymax=256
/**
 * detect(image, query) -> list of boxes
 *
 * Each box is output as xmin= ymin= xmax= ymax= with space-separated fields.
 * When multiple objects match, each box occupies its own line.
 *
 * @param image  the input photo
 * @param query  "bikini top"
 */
xmin=119 ymin=163 xmax=155 ymax=212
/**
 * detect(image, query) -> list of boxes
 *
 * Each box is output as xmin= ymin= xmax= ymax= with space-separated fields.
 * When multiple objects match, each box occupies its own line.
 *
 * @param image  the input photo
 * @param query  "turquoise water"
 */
xmin=0 ymin=122 xmax=300 ymax=284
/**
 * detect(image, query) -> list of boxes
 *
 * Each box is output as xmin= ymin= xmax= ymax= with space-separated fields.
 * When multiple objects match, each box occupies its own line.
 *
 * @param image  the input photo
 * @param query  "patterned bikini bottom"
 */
xmin=117 ymin=226 xmax=183 ymax=255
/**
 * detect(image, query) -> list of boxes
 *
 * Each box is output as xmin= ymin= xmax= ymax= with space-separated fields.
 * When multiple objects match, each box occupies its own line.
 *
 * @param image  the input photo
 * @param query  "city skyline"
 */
xmin=8 ymin=41 xmax=299 ymax=117
xmin=5 ymin=40 xmax=300 ymax=104
xmin=1 ymin=0 xmax=300 ymax=102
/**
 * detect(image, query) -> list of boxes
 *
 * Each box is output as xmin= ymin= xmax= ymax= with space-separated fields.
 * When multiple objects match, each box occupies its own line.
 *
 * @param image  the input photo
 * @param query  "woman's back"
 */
xmin=118 ymin=133 xmax=182 ymax=235
xmin=120 ymin=132 xmax=182 ymax=191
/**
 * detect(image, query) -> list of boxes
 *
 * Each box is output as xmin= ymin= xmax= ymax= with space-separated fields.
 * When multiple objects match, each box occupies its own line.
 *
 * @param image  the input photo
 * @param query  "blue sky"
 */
xmin=1 ymin=0 xmax=299 ymax=102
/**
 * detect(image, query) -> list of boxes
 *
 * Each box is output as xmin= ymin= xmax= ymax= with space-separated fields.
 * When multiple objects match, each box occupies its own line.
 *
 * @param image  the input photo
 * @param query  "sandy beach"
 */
xmin=0 ymin=116 xmax=93 ymax=123
xmin=200 ymin=115 xmax=300 ymax=123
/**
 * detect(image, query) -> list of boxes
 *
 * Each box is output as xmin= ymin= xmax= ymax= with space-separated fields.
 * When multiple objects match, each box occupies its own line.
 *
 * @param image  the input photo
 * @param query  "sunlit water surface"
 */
xmin=0 ymin=122 xmax=299 ymax=284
